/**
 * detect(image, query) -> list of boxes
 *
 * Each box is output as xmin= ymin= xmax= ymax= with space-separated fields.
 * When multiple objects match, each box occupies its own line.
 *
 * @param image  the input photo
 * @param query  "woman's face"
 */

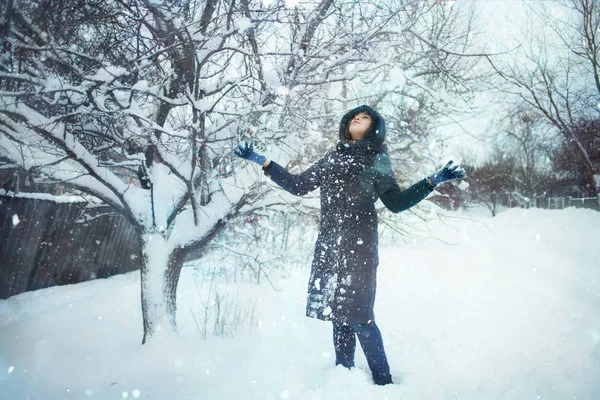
xmin=348 ymin=112 xmax=373 ymax=140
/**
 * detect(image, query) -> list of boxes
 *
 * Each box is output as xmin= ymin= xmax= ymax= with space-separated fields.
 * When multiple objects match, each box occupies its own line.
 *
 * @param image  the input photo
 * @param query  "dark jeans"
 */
xmin=332 ymin=321 xmax=393 ymax=385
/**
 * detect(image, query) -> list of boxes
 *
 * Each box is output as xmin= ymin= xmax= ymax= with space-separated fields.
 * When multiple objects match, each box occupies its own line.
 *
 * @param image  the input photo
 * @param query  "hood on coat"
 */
xmin=338 ymin=105 xmax=386 ymax=151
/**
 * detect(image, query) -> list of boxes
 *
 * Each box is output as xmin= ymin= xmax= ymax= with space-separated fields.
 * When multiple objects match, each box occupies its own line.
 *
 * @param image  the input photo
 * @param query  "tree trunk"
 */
xmin=165 ymin=247 xmax=188 ymax=328
xmin=139 ymin=233 xmax=187 ymax=344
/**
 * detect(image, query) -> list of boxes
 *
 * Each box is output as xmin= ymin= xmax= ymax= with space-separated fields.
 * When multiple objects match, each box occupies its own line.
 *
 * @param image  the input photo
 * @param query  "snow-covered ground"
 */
xmin=1 ymin=208 xmax=599 ymax=400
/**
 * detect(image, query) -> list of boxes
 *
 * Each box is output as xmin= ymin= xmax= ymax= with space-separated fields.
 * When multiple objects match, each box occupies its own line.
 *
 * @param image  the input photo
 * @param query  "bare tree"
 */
xmin=552 ymin=117 xmax=600 ymax=197
xmin=499 ymin=107 xmax=554 ymax=207
xmin=462 ymin=149 xmax=517 ymax=216
xmin=485 ymin=0 xmax=600 ymax=206
xmin=0 ymin=0 xmax=265 ymax=343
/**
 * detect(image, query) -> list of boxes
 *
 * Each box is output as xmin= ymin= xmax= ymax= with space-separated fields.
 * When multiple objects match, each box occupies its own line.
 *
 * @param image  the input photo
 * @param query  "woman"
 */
xmin=234 ymin=105 xmax=465 ymax=385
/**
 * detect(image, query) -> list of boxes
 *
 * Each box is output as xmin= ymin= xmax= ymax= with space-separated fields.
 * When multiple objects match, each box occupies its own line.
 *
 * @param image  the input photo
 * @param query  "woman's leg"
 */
xmin=351 ymin=321 xmax=393 ymax=385
xmin=332 ymin=321 xmax=356 ymax=368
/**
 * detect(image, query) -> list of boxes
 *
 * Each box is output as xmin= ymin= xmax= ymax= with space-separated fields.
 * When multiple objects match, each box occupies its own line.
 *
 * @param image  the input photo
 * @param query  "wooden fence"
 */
xmin=0 ymin=195 xmax=141 ymax=299
xmin=546 ymin=196 xmax=599 ymax=211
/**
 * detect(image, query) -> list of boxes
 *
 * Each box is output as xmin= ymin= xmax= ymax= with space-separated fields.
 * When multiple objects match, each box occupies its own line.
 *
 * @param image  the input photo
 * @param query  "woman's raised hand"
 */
xmin=233 ymin=141 xmax=267 ymax=166
xmin=429 ymin=161 xmax=466 ymax=186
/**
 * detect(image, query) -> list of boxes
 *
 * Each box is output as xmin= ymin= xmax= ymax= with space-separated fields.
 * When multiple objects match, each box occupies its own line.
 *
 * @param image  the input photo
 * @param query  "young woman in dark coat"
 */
xmin=234 ymin=105 xmax=466 ymax=385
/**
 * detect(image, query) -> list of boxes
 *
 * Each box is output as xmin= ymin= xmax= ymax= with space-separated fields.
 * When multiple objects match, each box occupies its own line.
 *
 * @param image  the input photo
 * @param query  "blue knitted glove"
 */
xmin=429 ymin=160 xmax=466 ymax=186
xmin=233 ymin=141 xmax=267 ymax=166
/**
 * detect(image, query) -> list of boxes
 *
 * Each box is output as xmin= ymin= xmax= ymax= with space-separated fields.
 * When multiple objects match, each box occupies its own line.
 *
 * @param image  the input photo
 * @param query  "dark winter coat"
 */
xmin=263 ymin=105 xmax=434 ymax=324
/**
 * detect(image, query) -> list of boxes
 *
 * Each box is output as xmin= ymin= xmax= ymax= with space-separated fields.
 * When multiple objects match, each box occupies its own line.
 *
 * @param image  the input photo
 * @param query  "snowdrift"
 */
xmin=1 ymin=208 xmax=599 ymax=399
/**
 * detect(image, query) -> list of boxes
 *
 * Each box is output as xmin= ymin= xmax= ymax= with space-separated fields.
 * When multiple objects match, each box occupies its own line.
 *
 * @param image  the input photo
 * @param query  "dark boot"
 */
xmin=373 ymin=372 xmax=394 ymax=386
xmin=352 ymin=321 xmax=393 ymax=385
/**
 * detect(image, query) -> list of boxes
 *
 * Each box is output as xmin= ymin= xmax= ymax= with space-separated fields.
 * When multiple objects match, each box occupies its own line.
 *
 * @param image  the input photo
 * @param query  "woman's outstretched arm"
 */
xmin=373 ymin=153 xmax=435 ymax=213
xmin=262 ymin=156 xmax=327 ymax=196
xmin=233 ymin=141 xmax=326 ymax=196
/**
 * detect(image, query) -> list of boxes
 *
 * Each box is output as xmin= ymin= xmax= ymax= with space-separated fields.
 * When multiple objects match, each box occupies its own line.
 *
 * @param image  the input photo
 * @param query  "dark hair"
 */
xmin=343 ymin=125 xmax=353 ymax=141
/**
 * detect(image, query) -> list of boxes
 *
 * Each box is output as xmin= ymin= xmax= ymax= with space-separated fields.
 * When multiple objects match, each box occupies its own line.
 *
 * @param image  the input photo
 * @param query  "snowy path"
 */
xmin=1 ymin=208 xmax=599 ymax=399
